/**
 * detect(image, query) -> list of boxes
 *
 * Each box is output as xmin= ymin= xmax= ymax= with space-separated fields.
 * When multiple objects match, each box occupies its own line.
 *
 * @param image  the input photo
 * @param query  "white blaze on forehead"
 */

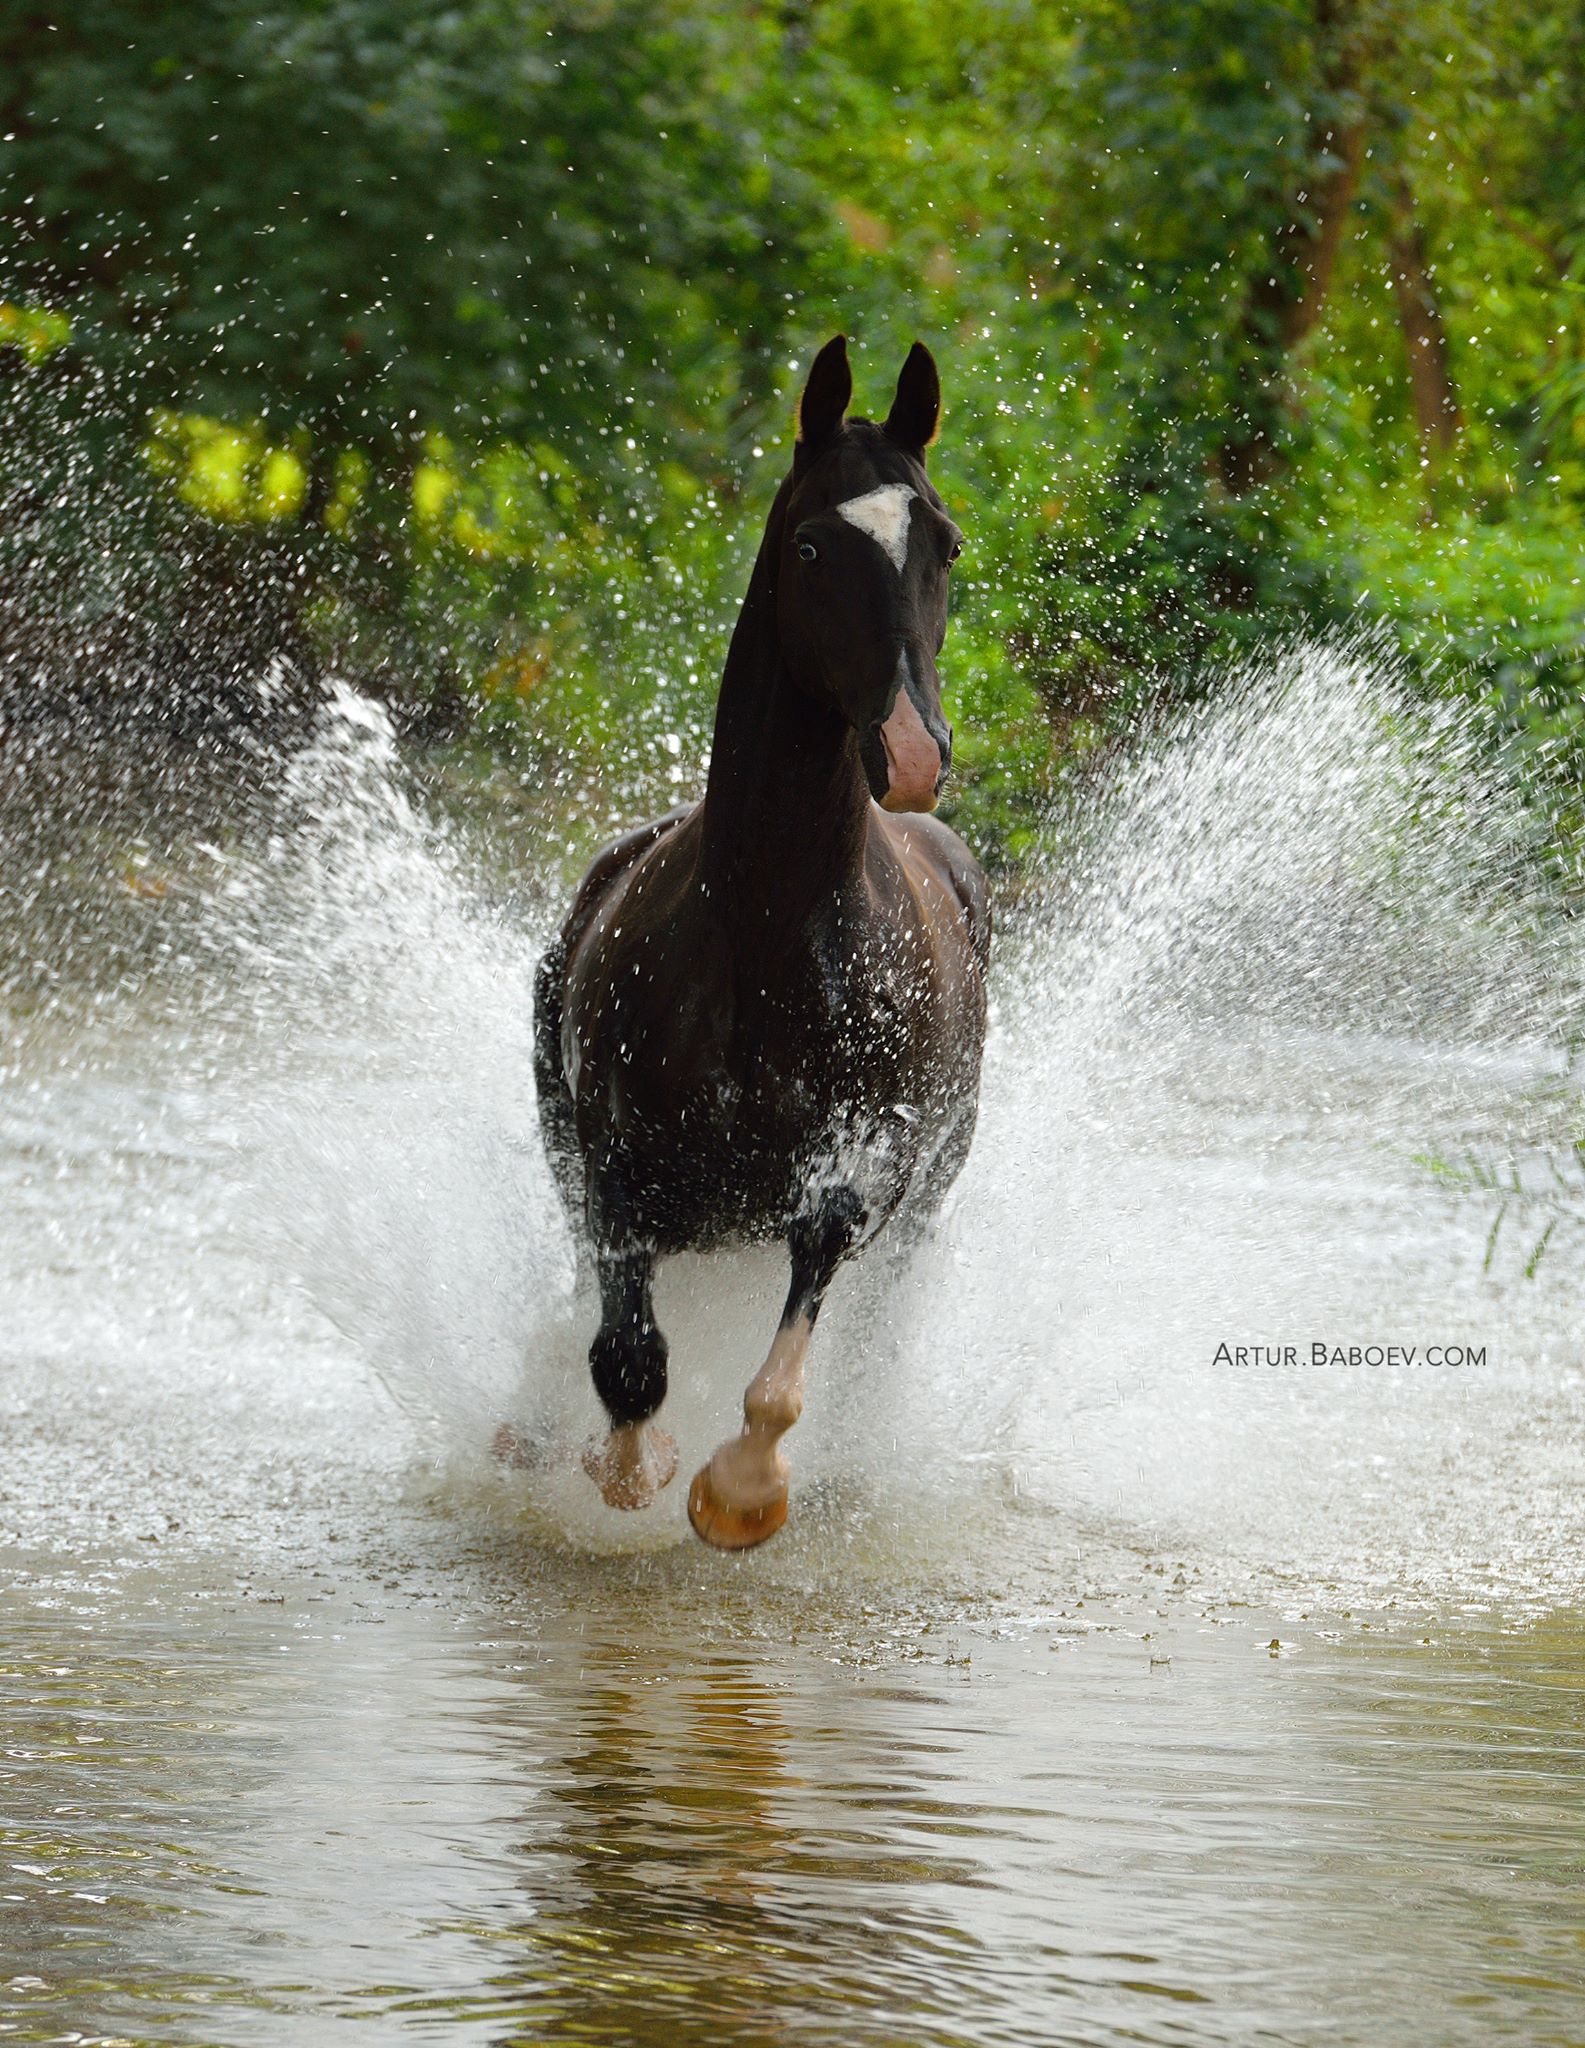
xmin=835 ymin=483 xmax=916 ymax=572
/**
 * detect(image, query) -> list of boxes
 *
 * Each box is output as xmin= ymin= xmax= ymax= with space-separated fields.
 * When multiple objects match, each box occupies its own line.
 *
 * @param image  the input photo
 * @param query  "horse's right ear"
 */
xmin=795 ymin=335 xmax=851 ymax=455
xmin=884 ymin=341 xmax=941 ymax=454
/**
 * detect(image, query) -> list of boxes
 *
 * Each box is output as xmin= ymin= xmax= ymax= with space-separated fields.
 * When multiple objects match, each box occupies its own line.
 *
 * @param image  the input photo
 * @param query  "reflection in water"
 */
xmin=496 ymin=1646 xmax=814 ymax=2039
xmin=5 ymin=1566 xmax=1585 ymax=2047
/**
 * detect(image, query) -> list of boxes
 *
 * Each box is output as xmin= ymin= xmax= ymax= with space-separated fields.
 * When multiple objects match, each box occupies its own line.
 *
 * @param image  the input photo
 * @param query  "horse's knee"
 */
xmin=818 ymin=1185 xmax=868 ymax=1251
xmin=788 ymin=1187 xmax=867 ymax=1305
xmin=590 ymin=1321 xmax=669 ymax=1428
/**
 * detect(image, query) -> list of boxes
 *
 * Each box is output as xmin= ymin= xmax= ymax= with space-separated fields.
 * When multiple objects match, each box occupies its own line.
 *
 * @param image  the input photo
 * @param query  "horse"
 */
xmin=531 ymin=334 xmax=990 ymax=1548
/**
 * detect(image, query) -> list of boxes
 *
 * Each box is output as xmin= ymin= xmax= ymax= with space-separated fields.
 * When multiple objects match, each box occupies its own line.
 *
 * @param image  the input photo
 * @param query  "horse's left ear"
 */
xmin=884 ymin=341 xmax=941 ymax=455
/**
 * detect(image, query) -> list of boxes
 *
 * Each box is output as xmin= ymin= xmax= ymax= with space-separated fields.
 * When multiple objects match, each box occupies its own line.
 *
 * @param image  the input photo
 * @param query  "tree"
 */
xmin=0 ymin=0 xmax=854 ymax=717
xmin=2 ymin=1 xmax=831 ymax=484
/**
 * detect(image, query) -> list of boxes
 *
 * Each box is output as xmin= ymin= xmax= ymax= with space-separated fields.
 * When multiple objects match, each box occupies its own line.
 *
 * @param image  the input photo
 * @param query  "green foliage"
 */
xmin=0 ymin=300 xmax=69 ymax=361
xmin=1415 ymin=1141 xmax=1585 ymax=1282
xmin=1 ymin=0 xmax=830 ymax=460
xmin=1 ymin=0 xmax=1582 ymax=867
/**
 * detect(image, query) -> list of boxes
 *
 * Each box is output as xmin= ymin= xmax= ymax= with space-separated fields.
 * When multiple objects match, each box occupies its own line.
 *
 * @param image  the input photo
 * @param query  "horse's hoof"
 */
xmin=492 ymin=1421 xmax=541 ymax=1471
xmin=582 ymin=1423 xmax=678 ymax=1511
xmin=687 ymin=1466 xmax=789 ymax=1550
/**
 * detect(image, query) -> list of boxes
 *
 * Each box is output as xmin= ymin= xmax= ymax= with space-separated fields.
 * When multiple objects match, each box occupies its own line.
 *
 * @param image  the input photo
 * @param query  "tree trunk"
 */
xmin=299 ymin=437 xmax=341 ymax=529
xmin=1217 ymin=0 xmax=1365 ymax=496
xmin=1387 ymin=190 xmax=1461 ymax=459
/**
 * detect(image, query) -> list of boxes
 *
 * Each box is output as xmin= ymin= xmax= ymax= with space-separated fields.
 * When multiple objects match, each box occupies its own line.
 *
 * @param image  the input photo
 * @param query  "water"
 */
xmin=4 ymin=641 xmax=1585 ymax=2044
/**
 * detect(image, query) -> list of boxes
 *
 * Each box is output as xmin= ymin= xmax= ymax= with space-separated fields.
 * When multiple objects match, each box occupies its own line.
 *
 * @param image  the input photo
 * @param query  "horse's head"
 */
xmin=776 ymin=335 xmax=963 ymax=813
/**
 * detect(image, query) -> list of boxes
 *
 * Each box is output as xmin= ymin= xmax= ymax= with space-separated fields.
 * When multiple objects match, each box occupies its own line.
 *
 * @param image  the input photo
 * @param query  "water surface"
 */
xmin=4 ymin=648 xmax=1585 ymax=2043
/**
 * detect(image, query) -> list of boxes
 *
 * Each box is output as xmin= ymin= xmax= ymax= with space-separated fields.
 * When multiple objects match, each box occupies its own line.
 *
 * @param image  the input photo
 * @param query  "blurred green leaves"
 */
xmin=1 ymin=0 xmax=1582 ymax=865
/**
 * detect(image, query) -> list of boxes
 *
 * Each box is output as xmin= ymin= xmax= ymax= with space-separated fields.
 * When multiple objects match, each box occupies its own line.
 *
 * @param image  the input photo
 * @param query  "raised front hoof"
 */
xmin=582 ymin=1423 xmax=678 ymax=1511
xmin=687 ymin=1466 xmax=789 ymax=1550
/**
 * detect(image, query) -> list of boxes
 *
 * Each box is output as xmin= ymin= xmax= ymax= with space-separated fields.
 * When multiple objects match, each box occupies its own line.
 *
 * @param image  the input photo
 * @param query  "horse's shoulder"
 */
xmin=560 ymin=803 xmax=697 ymax=957
xmin=868 ymin=808 xmax=991 ymax=964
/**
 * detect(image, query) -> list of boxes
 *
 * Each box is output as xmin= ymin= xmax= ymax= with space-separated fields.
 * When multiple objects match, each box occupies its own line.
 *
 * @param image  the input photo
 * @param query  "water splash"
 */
xmin=187 ymin=686 xmax=937 ymax=1548
xmin=922 ymin=635 xmax=1585 ymax=1600
xmin=7 ymin=638 xmax=1585 ymax=1599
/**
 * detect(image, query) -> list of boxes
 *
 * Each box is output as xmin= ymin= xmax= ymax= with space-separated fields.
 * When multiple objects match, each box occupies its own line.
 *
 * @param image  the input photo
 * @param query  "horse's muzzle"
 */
xmin=869 ymin=651 xmax=949 ymax=813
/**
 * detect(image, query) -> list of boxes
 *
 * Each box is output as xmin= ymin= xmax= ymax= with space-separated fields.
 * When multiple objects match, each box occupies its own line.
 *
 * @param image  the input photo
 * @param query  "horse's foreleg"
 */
xmin=583 ymin=1243 xmax=678 ymax=1510
xmin=688 ymin=1190 xmax=865 ymax=1549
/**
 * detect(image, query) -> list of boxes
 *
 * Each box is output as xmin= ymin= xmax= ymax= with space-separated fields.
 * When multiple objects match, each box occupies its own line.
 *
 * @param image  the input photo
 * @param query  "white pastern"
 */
xmin=836 ymin=483 xmax=917 ymax=573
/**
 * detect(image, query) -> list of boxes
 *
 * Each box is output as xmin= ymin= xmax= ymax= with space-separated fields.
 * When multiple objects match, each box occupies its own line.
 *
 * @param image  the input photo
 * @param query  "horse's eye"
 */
xmin=797 ymin=539 xmax=819 ymax=563
xmin=949 ymin=540 xmax=963 ymax=564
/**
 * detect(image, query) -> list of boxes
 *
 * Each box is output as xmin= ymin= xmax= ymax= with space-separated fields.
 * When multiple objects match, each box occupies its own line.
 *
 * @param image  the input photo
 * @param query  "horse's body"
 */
xmin=532 ymin=336 xmax=990 ymax=1545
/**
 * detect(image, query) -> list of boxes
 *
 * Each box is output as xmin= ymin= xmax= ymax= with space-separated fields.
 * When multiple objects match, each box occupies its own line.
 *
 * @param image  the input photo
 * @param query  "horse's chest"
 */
xmin=650 ymin=935 xmax=905 ymax=1125
xmin=746 ymin=922 xmax=925 ymax=1092
xmin=573 ymin=884 xmax=960 ymax=1247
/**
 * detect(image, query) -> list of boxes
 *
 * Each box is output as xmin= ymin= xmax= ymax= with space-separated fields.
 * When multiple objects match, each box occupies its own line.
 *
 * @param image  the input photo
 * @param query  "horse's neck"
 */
xmin=698 ymin=537 xmax=871 ymax=946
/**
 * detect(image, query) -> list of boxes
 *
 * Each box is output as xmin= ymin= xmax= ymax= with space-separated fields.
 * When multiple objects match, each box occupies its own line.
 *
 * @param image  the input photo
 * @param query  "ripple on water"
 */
xmin=3 ymin=1570 xmax=1585 ymax=2047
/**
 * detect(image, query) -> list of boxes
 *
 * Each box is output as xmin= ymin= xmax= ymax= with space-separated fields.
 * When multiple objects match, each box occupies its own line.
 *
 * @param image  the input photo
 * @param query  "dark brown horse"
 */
xmin=533 ymin=335 xmax=990 ymax=1547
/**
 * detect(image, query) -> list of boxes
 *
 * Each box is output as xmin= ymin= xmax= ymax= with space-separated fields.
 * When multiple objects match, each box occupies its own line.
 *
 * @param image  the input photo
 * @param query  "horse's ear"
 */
xmin=795 ymin=334 xmax=851 ymax=452
xmin=884 ymin=340 xmax=941 ymax=455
